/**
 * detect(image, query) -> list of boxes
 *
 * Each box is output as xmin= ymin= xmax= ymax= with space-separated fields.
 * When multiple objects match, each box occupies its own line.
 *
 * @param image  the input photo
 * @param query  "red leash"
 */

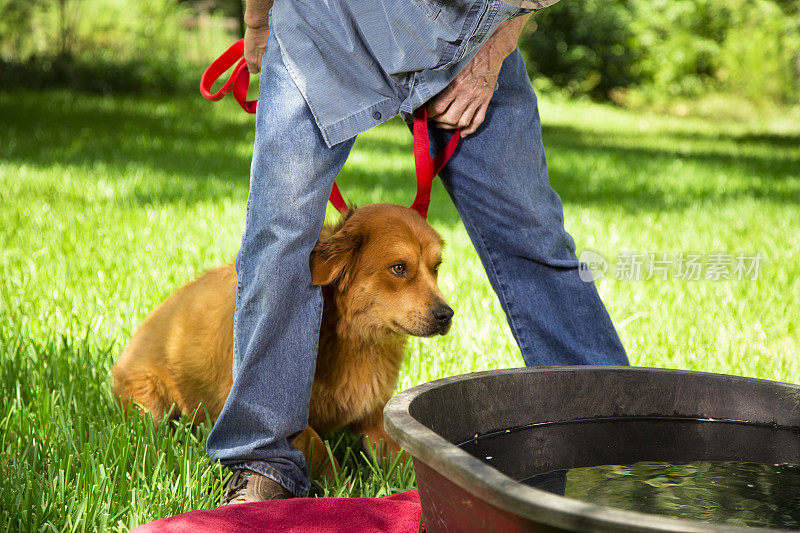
xmin=199 ymin=39 xmax=257 ymax=113
xmin=411 ymin=106 xmax=460 ymax=219
xmin=200 ymin=39 xmax=459 ymax=219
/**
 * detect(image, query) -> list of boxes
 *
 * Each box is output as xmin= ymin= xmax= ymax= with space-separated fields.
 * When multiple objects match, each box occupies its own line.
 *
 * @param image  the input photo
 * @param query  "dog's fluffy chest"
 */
xmin=309 ymin=334 xmax=405 ymax=433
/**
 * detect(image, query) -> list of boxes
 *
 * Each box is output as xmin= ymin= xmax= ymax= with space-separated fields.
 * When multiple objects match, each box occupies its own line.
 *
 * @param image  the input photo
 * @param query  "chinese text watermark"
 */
xmin=578 ymin=250 xmax=764 ymax=282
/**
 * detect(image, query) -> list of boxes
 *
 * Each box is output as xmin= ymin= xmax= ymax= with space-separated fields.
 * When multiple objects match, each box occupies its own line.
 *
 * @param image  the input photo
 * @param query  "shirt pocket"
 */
xmin=412 ymin=0 xmax=443 ymax=20
xmin=435 ymin=1 xmax=492 ymax=69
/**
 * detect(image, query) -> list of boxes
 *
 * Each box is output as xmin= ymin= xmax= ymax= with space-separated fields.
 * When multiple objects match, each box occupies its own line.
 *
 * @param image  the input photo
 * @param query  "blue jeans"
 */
xmin=206 ymin=31 xmax=628 ymax=496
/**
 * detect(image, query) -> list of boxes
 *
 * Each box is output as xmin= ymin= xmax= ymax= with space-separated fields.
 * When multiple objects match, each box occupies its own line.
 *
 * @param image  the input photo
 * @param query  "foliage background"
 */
xmin=1 ymin=0 xmax=799 ymax=107
xmin=522 ymin=0 xmax=800 ymax=108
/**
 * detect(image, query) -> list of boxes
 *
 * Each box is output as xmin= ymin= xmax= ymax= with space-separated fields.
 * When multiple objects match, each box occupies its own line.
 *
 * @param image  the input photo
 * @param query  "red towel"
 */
xmin=131 ymin=490 xmax=423 ymax=533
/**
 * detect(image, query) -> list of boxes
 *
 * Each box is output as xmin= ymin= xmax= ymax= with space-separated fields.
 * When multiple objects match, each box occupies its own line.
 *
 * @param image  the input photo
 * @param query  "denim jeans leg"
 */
xmin=430 ymin=49 xmax=629 ymax=367
xmin=205 ymin=31 xmax=355 ymax=496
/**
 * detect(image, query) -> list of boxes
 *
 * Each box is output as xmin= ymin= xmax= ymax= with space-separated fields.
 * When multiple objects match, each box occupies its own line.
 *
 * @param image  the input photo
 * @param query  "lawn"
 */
xmin=1 ymin=89 xmax=799 ymax=531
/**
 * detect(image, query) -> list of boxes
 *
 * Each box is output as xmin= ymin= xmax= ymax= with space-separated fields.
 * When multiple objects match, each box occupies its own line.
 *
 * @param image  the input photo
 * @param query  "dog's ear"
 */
xmin=310 ymin=228 xmax=363 ymax=287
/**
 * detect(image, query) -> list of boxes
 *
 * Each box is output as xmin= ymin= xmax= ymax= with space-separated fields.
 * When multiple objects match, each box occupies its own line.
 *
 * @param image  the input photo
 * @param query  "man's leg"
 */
xmin=429 ymin=49 xmax=628 ymax=367
xmin=206 ymin=30 xmax=355 ymax=496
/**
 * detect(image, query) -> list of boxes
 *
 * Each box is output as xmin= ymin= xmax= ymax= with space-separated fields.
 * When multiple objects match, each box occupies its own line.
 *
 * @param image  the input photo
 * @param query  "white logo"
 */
xmin=578 ymin=249 xmax=608 ymax=282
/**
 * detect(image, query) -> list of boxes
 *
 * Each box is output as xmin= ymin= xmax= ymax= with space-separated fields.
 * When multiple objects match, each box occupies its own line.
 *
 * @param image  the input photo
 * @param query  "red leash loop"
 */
xmin=200 ymin=39 xmax=257 ymax=113
xmin=200 ymin=41 xmax=460 ymax=219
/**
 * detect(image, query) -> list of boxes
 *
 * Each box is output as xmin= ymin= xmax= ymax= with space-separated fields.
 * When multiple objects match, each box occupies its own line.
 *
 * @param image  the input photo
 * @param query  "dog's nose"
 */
xmin=432 ymin=304 xmax=454 ymax=323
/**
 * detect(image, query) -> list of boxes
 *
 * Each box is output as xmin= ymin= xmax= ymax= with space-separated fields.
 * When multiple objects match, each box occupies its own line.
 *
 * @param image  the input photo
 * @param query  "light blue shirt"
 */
xmin=270 ymin=1 xmax=546 ymax=147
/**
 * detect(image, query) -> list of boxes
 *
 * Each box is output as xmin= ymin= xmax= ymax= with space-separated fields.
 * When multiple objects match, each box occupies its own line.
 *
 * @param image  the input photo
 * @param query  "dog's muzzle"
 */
xmin=431 ymin=304 xmax=454 ymax=334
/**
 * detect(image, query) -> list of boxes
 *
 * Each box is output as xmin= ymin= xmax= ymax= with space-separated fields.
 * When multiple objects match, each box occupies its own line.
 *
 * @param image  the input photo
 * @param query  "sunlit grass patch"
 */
xmin=1 ymin=90 xmax=798 ymax=531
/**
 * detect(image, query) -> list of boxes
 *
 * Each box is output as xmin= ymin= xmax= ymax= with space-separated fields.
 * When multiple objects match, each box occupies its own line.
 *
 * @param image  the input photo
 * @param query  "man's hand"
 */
xmin=428 ymin=14 xmax=531 ymax=137
xmin=244 ymin=24 xmax=270 ymax=74
xmin=243 ymin=0 xmax=274 ymax=74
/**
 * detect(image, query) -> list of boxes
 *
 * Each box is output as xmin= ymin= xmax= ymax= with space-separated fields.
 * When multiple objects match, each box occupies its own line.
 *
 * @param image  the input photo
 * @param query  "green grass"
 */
xmin=1 ymin=89 xmax=799 ymax=531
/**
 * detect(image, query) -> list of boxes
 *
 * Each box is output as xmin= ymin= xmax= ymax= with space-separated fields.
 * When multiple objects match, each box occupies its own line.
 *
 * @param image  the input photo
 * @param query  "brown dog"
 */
xmin=112 ymin=203 xmax=452 ymax=480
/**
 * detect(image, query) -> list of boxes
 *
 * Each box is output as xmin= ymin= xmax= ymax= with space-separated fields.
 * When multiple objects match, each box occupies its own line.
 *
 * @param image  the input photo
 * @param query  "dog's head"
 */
xmin=310 ymin=203 xmax=453 ymax=339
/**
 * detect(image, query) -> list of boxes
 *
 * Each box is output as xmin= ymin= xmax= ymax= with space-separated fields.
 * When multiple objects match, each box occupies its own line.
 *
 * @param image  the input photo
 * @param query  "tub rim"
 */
xmin=384 ymin=365 xmax=800 ymax=533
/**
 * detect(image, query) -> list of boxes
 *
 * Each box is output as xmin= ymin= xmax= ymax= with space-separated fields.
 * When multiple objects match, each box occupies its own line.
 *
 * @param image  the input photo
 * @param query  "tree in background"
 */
xmin=520 ymin=0 xmax=640 ymax=99
xmin=1 ymin=0 xmax=798 ymax=105
xmin=192 ymin=0 xmax=245 ymax=38
xmin=522 ymin=0 xmax=800 ymax=106
xmin=0 ymin=0 xmax=240 ymax=93
xmin=0 ymin=0 xmax=45 ymax=60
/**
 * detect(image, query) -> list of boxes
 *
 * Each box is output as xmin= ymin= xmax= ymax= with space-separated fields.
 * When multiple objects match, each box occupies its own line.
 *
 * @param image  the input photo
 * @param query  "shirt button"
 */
xmin=413 ymin=79 xmax=419 ymax=87
xmin=372 ymin=111 xmax=382 ymax=120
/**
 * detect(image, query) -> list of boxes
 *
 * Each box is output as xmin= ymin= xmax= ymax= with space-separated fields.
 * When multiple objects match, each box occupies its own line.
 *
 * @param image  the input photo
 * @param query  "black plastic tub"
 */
xmin=383 ymin=366 xmax=800 ymax=532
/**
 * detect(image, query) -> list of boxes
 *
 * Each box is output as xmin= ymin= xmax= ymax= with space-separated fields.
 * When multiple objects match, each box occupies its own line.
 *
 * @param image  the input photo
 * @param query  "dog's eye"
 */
xmin=433 ymin=262 xmax=441 ymax=274
xmin=389 ymin=264 xmax=407 ymax=276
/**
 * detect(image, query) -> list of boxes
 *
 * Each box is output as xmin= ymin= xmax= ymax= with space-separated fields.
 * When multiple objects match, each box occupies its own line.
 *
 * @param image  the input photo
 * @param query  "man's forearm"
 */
xmin=244 ymin=0 xmax=274 ymax=28
xmin=243 ymin=0 xmax=273 ymax=73
xmin=484 ymin=13 xmax=532 ymax=60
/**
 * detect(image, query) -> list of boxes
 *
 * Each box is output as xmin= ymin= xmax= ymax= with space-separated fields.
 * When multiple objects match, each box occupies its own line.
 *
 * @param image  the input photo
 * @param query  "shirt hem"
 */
xmin=319 ymin=98 xmax=400 ymax=148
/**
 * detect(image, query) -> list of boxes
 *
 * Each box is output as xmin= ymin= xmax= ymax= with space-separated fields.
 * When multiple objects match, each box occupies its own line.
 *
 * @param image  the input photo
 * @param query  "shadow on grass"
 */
xmin=542 ymin=124 xmax=800 ymax=212
xmin=2 ymin=91 xmax=798 ymax=218
xmin=713 ymin=132 xmax=800 ymax=148
xmin=0 ymin=92 xmax=253 ymax=179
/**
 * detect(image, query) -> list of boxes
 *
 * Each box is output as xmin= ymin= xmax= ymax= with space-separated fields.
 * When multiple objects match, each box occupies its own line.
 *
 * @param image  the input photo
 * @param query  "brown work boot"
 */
xmin=221 ymin=469 xmax=295 ymax=505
